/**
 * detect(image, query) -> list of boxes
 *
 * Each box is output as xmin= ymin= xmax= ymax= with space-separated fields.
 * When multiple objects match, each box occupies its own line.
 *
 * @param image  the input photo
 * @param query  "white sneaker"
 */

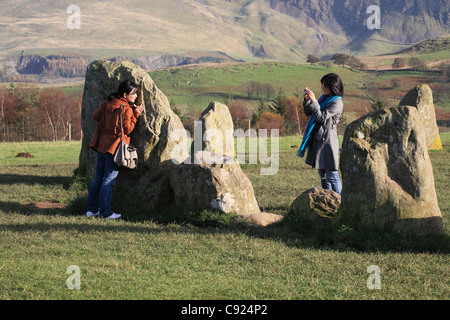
xmin=103 ymin=213 xmax=122 ymax=220
xmin=86 ymin=211 xmax=99 ymax=217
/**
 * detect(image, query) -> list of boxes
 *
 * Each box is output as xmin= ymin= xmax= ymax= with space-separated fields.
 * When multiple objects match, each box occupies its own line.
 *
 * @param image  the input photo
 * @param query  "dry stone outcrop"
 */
xmin=338 ymin=103 xmax=443 ymax=235
xmin=79 ymin=60 xmax=261 ymax=216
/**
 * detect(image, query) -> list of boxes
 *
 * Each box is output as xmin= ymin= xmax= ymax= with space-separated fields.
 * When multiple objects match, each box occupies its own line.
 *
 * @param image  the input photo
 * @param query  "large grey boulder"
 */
xmin=290 ymin=188 xmax=341 ymax=226
xmin=79 ymin=60 xmax=188 ymax=181
xmin=169 ymin=151 xmax=260 ymax=215
xmin=338 ymin=104 xmax=443 ymax=235
xmin=79 ymin=60 xmax=188 ymax=208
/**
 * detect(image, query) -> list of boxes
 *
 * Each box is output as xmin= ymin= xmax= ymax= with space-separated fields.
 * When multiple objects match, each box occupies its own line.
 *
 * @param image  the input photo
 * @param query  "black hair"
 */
xmin=108 ymin=80 xmax=138 ymax=101
xmin=321 ymin=73 xmax=344 ymax=97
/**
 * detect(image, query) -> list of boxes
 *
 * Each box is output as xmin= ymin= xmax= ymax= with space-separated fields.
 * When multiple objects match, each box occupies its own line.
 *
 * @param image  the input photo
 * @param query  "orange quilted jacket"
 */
xmin=89 ymin=97 xmax=140 ymax=155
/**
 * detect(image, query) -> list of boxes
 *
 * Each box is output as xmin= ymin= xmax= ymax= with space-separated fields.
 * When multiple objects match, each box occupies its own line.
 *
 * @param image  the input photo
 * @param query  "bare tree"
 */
xmin=242 ymin=81 xmax=254 ymax=98
xmin=38 ymin=88 xmax=77 ymax=141
xmin=262 ymin=83 xmax=276 ymax=100
xmin=409 ymin=57 xmax=427 ymax=71
xmin=392 ymin=57 xmax=406 ymax=69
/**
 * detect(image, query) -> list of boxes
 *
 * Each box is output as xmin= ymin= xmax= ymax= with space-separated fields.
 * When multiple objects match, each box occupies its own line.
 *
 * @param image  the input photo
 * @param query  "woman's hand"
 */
xmin=304 ymin=87 xmax=316 ymax=102
xmin=134 ymin=104 xmax=144 ymax=115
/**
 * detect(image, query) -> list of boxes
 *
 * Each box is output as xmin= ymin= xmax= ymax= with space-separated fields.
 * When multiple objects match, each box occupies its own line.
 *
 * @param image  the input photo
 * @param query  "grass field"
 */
xmin=0 ymin=134 xmax=448 ymax=300
xmin=9 ymin=58 xmax=449 ymax=128
xmin=149 ymin=62 xmax=369 ymax=112
xmin=148 ymin=61 xmax=450 ymax=125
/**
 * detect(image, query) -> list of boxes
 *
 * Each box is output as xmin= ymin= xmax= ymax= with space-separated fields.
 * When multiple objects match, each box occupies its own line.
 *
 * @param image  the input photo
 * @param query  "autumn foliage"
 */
xmin=227 ymin=99 xmax=251 ymax=130
xmin=0 ymin=85 xmax=81 ymax=142
xmin=257 ymin=112 xmax=284 ymax=136
xmin=225 ymin=88 xmax=310 ymax=137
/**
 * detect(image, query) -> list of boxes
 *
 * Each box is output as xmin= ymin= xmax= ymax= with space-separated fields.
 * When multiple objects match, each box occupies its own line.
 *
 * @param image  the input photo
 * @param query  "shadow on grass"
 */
xmin=0 ymin=173 xmax=73 ymax=187
xmin=2 ymin=194 xmax=449 ymax=255
xmin=0 ymin=165 xmax=448 ymax=255
xmin=0 ymin=216 xmax=179 ymax=236
xmin=267 ymin=218 xmax=450 ymax=254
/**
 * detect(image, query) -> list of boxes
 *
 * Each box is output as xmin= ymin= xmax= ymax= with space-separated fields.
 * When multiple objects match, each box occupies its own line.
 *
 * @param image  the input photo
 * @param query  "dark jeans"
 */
xmin=86 ymin=152 xmax=119 ymax=218
xmin=318 ymin=169 xmax=342 ymax=195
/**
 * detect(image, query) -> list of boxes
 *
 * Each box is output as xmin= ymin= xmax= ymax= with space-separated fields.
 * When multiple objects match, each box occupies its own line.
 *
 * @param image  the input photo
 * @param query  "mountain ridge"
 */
xmin=1 ymin=0 xmax=449 ymax=63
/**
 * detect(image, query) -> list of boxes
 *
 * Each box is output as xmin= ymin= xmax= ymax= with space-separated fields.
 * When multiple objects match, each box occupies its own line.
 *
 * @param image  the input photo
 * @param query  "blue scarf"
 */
xmin=297 ymin=95 xmax=342 ymax=158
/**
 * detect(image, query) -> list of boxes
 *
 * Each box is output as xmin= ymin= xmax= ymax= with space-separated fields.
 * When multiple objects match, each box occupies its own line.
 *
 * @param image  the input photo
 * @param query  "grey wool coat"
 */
xmin=303 ymin=97 xmax=343 ymax=170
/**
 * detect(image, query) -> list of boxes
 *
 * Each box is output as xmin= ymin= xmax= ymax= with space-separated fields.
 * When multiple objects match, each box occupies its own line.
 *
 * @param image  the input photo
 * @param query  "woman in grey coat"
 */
xmin=298 ymin=73 xmax=344 ymax=194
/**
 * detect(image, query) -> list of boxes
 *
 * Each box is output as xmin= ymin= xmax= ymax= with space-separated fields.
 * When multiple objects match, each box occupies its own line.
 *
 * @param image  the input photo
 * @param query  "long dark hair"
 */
xmin=107 ymin=80 xmax=138 ymax=101
xmin=321 ymin=73 xmax=344 ymax=97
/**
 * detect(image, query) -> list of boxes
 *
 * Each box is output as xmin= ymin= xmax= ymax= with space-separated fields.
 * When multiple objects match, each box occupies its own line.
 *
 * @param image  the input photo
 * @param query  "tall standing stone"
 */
xmin=192 ymin=101 xmax=236 ymax=159
xmin=79 ymin=60 xmax=189 ymax=207
xmin=398 ymin=84 xmax=442 ymax=150
xmin=338 ymin=105 xmax=443 ymax=235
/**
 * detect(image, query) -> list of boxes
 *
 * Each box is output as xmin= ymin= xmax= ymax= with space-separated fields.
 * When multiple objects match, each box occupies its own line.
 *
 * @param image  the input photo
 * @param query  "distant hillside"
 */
xmin=270 ymin=0 xmax=449 ymax=42
xmin=16 ymin=55 xmax=89 ymax=77
xmin=400 ymin=35 xmax=450 ymax=54
xmin=1 ymin=51 xmax=242 ymax=83
xmin=1 ymin=0 xmax=449 ymax=70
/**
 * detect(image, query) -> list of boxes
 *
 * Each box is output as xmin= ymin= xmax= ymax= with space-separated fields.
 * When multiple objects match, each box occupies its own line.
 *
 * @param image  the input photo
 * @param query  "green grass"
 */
xmin=8 ymin=59 xmax=449 ymax=120
xmin=0 ymin=141 xmax=81 ymax=166
xmin=150 ymin=62 xmax=367 ymax=111
xmin=0 ymin=135 xmax=449 ymax=300
xmin=148 ymin=60 xmax=450 ymax=129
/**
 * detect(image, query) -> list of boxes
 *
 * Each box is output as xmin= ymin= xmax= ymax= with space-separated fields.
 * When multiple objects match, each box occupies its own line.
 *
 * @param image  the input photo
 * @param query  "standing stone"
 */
xmin=192 ymin=101 xmax=236 ymax=159
xmin=398 ymin=84 xmax=442 ymax=150
xmin=79 ymin=60 xmax=261 ymax=216
xmin=338 ymin=105 xmax=443 ymax=235
xmin=79 ymin=60 xmax=188 ymax=207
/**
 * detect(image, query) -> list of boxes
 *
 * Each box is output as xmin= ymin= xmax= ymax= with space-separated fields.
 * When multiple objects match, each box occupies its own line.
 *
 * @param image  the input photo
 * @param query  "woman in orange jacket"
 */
xmin=86 ymin=80 xmax=144 ymax=219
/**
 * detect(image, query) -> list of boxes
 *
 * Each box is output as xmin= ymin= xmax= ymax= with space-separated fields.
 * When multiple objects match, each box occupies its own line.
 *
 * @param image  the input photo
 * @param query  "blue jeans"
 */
xmin=318 ymin=169 xmax=342 ymax=195
xmin=86 ymin=152 xmax=119 ymax=218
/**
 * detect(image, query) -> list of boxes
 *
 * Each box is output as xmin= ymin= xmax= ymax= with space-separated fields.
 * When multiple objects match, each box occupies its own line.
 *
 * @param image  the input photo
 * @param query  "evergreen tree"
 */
xmin=251 ymin=98 xmax=268 ymax=125
xmin=269 ymin=87 xmax=288 ymax=114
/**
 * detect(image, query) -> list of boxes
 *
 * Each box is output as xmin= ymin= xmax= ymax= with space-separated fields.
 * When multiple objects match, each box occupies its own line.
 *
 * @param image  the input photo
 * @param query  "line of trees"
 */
xmin=241 ymin=81 xmax=276 ymax=100
xmin=309 ymin=52 xmax=438 ymax=73
xmin=330 ymin=54 xmax=368 ymax=70
xmin=227 ymin=87 xmax=309 ymax=137
xmin=439 ymin=62 xmax=450 ymax=82
xmin=306 ymin=53 xmax=368 ymax=70
xmin=236 ymin=82 xmax=310 ymax=136
xmin=0 ymin=84 xmax=81 ymax=142
xmin=172 ymin=87 xmax=309 ymax=137
xmin=392 ymin=57 xmax=429 ymax=71
xmin=393 ymin=57 xmax=450 ymax=75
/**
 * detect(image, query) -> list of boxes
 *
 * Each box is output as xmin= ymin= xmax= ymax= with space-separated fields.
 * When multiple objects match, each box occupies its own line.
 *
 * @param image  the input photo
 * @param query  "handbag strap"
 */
xmin=118 ymin=104 xmax=126 ymax=140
